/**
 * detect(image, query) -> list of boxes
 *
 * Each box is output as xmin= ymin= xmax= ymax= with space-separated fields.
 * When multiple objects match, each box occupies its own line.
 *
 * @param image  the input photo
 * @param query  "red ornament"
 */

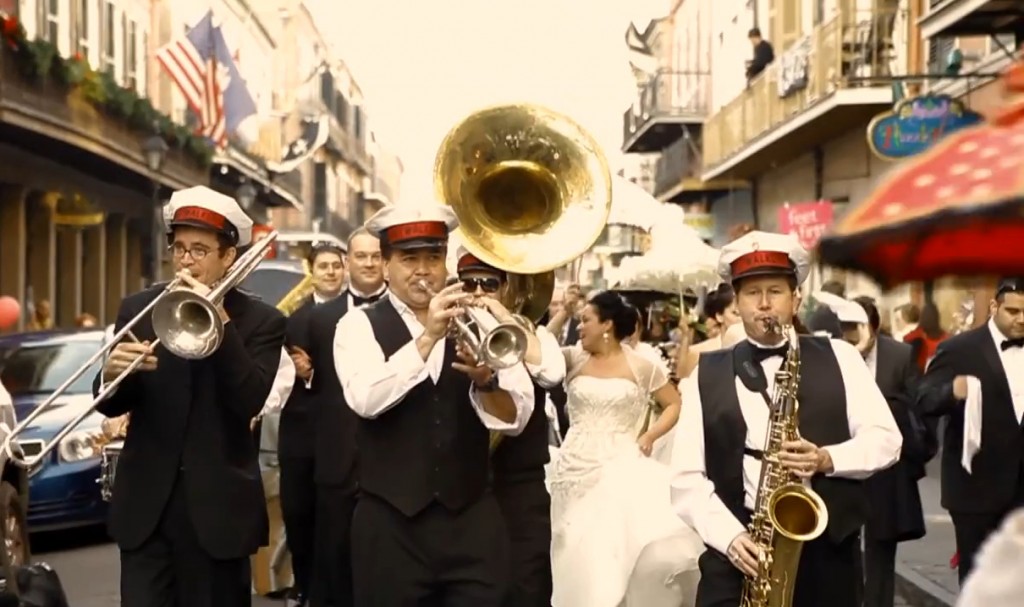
xmin=0 ymin=296 xmax=20 ymax=330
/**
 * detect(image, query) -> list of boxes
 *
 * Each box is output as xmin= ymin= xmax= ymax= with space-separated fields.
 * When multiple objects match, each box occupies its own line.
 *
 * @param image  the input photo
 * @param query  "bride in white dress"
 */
xmin=548 ymin=291 xmax=705 ymax=607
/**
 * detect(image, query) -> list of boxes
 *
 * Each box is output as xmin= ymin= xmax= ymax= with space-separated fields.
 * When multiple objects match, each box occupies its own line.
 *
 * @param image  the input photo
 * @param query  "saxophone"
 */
xmin=740 ymin=318 xmax=829 ymax=607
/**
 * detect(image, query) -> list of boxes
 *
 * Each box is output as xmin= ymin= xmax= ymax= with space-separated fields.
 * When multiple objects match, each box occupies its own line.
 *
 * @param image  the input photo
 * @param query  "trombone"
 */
xmin=1 ymin=230 xmax=280 ymax=475
xmin=418 ymin=280 xmax=529 ymax=370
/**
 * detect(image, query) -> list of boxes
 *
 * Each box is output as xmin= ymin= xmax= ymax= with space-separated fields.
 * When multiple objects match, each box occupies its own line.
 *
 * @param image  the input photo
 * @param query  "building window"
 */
xmin=123 ymin=17 xmax=137 ymax=90
xmin=75 ymin=0 xmax=90 ymax=58
xmin=100 ymin=1 xmax=114 ymax=73
xmin=38 ymin=0 xmax=59 ymax=44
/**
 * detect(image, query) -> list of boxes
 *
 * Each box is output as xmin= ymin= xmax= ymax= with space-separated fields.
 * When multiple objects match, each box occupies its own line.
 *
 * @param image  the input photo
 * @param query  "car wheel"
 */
xmin=0 ymin=481 xmax=30 ymax=568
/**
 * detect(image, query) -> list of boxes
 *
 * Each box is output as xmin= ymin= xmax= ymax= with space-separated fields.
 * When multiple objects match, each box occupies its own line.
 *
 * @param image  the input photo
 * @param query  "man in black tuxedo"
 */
xmin=844 ymin=297 xmax=929 ymax=607
xmin=334 ymin=205 xmax=536 ymax=606
xmin=279 ymin=242 xmax=345 ymax=607
xmin=94 ymin=186 xmax=286 ymax=607
xmin=305 ymin=228 xmax=385 ymax=607
xmin=918 ymin=277 xmax=1024 ymax=584
xmin=454 ymin=245 xmax=566 ymax=607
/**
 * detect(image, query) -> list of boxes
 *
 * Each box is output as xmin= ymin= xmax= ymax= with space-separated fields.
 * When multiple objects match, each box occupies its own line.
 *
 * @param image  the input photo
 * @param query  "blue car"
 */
xmin=0 ymin=328 xmax=111 ymax=532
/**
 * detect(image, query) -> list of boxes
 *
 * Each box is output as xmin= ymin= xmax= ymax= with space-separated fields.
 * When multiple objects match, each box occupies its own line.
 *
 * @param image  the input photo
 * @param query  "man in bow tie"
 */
xmin=670 ymin=230 xmax=902 ymax=607
xmin=918 ymin=277 xmax=1024 ymax=585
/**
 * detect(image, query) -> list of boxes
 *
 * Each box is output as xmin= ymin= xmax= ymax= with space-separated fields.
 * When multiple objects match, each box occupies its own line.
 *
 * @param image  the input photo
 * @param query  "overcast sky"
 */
xmin=307 ymin=0 xmax=666 ymax=203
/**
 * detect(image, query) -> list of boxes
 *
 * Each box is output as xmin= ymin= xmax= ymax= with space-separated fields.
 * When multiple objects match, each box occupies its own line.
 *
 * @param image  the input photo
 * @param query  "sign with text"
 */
xmin=778 ymin=201 xmax=834 ymax=250
xmin=867 ymin=94 xmax=983 ymax=160
xmin=683 ymin=212 xmax=715 ymax=241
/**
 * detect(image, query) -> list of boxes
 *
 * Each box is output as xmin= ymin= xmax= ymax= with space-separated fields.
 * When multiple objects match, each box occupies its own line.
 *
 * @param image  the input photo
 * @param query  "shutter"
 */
xmin=927 ymin=36 xmax=954 ymax=73
xmin=313 ymin=163 xmax=328 ymax=224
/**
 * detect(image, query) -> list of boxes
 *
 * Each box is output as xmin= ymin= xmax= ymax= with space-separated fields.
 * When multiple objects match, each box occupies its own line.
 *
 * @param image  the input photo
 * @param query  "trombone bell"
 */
xmin=151 ymin=288 xmax=225 ymax=360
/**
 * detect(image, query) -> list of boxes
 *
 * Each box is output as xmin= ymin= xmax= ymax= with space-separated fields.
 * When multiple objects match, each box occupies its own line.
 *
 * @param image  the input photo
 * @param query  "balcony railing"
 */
xmin=622 ymin=70 xmax=709 ymax=150
xmin=654 ymin=135 xmax=701 ymax=197
xmin=703 ymin=8 xmax=902 ymax=171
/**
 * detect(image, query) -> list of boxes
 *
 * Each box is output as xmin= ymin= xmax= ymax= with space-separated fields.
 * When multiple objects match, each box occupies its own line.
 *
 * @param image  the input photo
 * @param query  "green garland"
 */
xmin=0 ymin=15 xmax=213 ymax=168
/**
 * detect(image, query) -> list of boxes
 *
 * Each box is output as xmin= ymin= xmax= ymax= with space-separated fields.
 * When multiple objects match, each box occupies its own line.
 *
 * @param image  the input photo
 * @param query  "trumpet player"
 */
xmin=93 ymin=186 xmax=287 ymax=607
xmin=454 ymin=245 xmax=566 ymax=607
xmin=669 ymin=231 xmax=902 ymax=607
xmin=333 ymin=205 xmax=535 ymax=606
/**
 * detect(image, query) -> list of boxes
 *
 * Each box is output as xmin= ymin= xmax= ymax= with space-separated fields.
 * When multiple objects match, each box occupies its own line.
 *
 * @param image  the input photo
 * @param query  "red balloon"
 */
xmin=0 ymin=296 xmax=20 ymax=330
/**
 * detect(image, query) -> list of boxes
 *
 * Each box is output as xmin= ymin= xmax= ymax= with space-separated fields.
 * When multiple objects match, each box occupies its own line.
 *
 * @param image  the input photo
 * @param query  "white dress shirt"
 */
xmin=864 ymin=339 xmax=878 ymax=377
xmin=527 ymin=326 xmax=567 ymax=389
xmin=258 ymin=347 xmax=297 ymax=417
xmin=334 ymin=294 xmax=535 ymax=434
xmin=670 ymin=337 xmax=902 ymax=556
xmin=988 ymin=320 xmax=1024 ymax=422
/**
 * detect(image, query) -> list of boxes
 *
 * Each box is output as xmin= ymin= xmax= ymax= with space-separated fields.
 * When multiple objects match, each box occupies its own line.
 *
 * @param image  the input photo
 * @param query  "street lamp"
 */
xmin=141 ymin=127 xmax=169 ymax=285
xmin=236 ymin=182 xmax=258 ymax=211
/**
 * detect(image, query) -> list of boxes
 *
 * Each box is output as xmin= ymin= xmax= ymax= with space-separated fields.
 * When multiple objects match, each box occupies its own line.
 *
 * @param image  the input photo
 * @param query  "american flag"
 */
xmin=155 ymin=10 xmax=256 ymax=147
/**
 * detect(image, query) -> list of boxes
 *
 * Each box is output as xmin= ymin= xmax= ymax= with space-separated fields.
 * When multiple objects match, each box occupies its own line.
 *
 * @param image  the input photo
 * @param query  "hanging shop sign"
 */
xmin=867 ymin=94 xmax=983 ymax=160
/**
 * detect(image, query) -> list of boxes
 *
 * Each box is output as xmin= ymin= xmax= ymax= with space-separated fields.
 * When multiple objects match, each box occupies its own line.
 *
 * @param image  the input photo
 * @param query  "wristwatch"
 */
xmin=474 ymin=374 xmax=500 ymax=393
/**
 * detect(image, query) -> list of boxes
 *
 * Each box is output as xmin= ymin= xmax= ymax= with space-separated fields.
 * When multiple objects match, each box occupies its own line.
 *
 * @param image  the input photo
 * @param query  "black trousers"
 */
xmin=950 ymin=471 xmax=1024 ymax=585
xmin=351 ymin=493 xmax=510 ymax=607
xmin=310 ymin=484 xmax=357 ymax=607
xmin=863 ymin=538 xmax=897 ymax=607
xmin=695 ymin=533 xmax=863 ymax=607
xmin=493 ymin=474 xmax=552 ymax=607
xmin=120 ymin=477 xmax=251 ymax=607
xmin=280 ymin=455 xmax=317 ymax=599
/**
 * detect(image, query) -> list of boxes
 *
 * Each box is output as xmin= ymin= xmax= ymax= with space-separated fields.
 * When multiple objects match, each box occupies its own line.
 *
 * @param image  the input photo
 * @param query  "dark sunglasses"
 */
xmin=461 ymin=277 xmax=501 ymax=293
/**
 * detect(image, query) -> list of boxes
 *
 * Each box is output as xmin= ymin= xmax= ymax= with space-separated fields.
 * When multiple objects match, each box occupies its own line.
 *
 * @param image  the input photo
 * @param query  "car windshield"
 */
xmin=0 ymin=341 xmax=102 ymax=397
xmin=240 ymin=268 xmax=304 ymax=306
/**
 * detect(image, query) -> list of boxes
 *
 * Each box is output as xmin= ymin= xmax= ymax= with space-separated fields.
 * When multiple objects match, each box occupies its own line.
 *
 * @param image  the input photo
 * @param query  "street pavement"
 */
xmin=894 ymin=455 xmax=960 ymax=607
xmin=31 ymin=525 xmax=924 ymax=606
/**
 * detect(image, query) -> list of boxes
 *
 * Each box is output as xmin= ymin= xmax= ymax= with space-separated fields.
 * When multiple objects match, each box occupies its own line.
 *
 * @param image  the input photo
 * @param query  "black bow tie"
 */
xmin=351 ymin=292 xmax=383 ymax=307
xmin=1001 ymin=338 xmax=1024 ymax=351
xmin=751 ymin=344 xmax=788 ymax=364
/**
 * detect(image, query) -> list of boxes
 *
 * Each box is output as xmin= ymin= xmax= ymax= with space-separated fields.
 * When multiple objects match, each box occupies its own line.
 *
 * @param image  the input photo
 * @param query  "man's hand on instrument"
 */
xmin=779 ymin=438 xmax=833 ymax=479
xmin=451 ymin=341 xmax=494 ymax=386
xmin=289 ymin=346 xmax=313 ymax=379
xmin=176 ymin=271 xmax=229 ymax=322
xmin=727 ymin=532 xmax=761 ymax=577
xmin=425 ymin=283 xmax=470 ymax=341
xmin=102 ymin=341 xmax=157 ymax=382
xmin=475 ymin=296 xmax=513 ymax=322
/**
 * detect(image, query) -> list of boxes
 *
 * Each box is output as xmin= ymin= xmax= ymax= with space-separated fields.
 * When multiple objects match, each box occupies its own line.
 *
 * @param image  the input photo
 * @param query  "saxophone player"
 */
xmin=669 ymin=231 xmax=903 ymax=607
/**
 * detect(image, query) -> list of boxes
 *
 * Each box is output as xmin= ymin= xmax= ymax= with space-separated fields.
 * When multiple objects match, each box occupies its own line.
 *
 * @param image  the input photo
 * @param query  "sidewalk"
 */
xmin=894 ymin=457 xmax=959 ymax=607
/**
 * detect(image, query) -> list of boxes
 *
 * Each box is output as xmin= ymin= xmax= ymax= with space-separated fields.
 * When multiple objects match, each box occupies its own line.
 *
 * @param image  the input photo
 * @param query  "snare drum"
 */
xmin=98 ymin=441 xmax=124 ymax=502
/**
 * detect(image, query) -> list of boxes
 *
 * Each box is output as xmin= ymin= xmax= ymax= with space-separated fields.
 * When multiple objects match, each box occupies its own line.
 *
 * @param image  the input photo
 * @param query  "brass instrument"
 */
xmin=417 ymin=280 xmax=528 ymax=370
xmin=277 ymin=260 xmax=316 ymax=316
xmin=741 ymin=318 xmax=829 ymax=607
xmin=434 ymin=103 xmax=612 ymax=275
xmin=434 ymin=103 xmax=613 ymax=452
xmin=1 ymin=231 xmax=280 ymax=474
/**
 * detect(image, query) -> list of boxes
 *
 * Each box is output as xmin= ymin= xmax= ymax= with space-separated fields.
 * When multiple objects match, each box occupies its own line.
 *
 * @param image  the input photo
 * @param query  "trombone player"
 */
xmin=454 ymin=245 xmax=565 ymax=607
xmin=333 ymin=205 xmax=535 ymax=606
xmin=94 ymin=186 xmax=287 ymax=607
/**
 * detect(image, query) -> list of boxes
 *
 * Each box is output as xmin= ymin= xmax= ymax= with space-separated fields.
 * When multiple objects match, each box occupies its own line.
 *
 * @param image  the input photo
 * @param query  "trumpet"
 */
xmin=417 ymin=280 xmax=528 ymax=370
xmin=0 ymin=230 xmax=279 ymax=474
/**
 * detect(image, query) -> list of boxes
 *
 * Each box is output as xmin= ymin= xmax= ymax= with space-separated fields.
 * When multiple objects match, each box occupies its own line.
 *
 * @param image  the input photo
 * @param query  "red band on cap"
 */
xmin=173 ymin=206 xmax=227 ymax=230
xmin=730 ymin=251 xmax=792 ymax=277
xmin=384 ymin=221 xmax=447 ymax=243
xmin=457 ymin=253 xmax=493 ymax=271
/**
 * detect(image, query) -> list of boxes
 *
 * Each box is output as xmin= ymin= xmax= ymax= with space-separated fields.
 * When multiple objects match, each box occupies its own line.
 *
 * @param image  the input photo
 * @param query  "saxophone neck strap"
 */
xmin=732 ymin=341 xmax=773 ymax=408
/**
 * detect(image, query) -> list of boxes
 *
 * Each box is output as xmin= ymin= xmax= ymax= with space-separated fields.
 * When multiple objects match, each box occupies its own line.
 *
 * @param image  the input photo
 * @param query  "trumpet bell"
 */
xmin=479 ymin=321 xmax=530 ymax=370
xmin=434 ymin=103 xmax=613 ymax=274
xmin=151 ymin=289 xmax=225 ymax=359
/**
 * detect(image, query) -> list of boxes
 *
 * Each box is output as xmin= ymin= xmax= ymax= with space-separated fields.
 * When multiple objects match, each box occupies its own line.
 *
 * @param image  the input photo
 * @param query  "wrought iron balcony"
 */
xmin=702 ymin=8 xmax=900 ymax=180
xmin=622 ymin=69 xmax=709 ymax=154
xmin=920 ymin=0 xmax=1024 ymax=40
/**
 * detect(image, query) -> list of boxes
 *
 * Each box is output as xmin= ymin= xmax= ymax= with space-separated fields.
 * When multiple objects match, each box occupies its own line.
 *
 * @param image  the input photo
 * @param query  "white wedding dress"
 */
xmin=548 ymin=346 xmax=704 ymax=607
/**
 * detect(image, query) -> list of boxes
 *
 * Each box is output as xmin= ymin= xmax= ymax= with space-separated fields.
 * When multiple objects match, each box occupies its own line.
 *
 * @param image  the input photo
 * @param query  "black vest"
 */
xmin=492 ymin=383 xmax=549 ymax=481
xmin=697 ymin=336 xmax=867 ymax=543
xmin=361 ymin=299 xmax=490 ymax=516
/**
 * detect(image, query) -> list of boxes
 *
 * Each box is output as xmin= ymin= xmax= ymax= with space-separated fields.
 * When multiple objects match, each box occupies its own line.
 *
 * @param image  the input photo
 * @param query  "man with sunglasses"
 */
xmin=455 ymin=245 xmax=566 ymax=607
xmin=303 ymin=230 xmax=386 ymax=607
xmin=918 ymin=277 xmax=1024 ymax=585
